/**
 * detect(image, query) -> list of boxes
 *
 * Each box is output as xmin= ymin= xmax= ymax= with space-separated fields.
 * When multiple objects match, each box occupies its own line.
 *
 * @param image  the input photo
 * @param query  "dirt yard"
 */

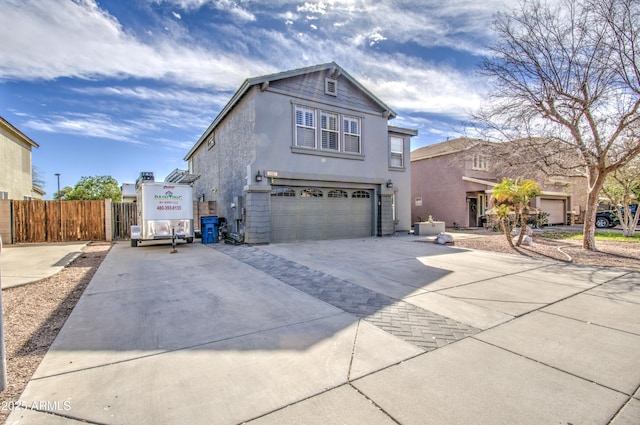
xmin=0 ymin=242 xmax=112 ymax=423
xmin=452 ymin=228 xmax=640 ymax=271
xmin=0 ymin=232 xmax=638 ymax=422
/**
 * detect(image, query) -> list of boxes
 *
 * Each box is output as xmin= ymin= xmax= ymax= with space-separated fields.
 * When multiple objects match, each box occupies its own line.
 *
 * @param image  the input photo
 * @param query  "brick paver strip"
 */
xmin=213 ymin=244 xmax=479 ymax=351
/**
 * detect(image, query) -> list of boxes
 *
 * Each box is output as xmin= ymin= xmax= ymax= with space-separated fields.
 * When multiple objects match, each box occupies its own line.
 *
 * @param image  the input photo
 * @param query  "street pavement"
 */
xmin=5 ymin=235 xmax=640 ymax=425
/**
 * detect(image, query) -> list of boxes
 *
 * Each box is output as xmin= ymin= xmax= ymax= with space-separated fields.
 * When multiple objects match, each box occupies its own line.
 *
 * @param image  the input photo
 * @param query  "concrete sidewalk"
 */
xmin=1 ymin=242 xmax=88 ymax=289
xmin=6 ymin=236 xmax=640 ymax=424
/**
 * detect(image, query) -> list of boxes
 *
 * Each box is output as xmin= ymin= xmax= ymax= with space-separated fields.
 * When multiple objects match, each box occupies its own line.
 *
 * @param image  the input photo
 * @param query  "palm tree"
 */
xmin=491 ymin=178 xmax=541 ymax=247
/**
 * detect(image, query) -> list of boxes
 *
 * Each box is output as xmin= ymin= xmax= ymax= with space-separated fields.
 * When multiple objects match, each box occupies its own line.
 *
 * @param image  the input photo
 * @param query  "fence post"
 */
xmin=104 ymin=199 xmax=112 ymax=242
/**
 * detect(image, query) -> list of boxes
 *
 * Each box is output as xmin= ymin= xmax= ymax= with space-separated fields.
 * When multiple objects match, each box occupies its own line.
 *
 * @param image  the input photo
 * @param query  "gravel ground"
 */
xmin=0 ymin=242 xmax=112 ymax=423
xmin=0 ymin=233 xmax=638 ymax=423
xmin=452 ymin=228 xmax=640 ymax=271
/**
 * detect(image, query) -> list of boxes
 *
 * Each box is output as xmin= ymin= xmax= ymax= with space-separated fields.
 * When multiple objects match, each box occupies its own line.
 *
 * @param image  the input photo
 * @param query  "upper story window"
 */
xmin=390 ymin=136 xmax=404 ymax=168
xmin=295 ymin=106 xmax=316 ymax=148
xmin=343 ymin=116 xmax=361 ymax=154
xmin=472 ymin=154 xmax=488 ymax=170
xmin=0 ymin=191 xmax=8 ymax=200
xmin=294 ymin=104 xmax=362 ymax=156
xmin=320 ymin=111 xmax=339 ymax=150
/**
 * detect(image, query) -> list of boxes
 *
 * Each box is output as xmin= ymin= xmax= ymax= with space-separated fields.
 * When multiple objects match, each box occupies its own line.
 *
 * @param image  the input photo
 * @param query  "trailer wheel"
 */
xmin=131 ymin=239 xmax=138 ymax=247
xmin=186 ymin=237 xmax=194 ymax=243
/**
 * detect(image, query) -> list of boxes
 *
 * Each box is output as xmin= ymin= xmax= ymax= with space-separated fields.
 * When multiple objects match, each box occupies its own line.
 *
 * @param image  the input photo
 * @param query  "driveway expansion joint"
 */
xmin=213 ymin=244 xmax=480 ymax=352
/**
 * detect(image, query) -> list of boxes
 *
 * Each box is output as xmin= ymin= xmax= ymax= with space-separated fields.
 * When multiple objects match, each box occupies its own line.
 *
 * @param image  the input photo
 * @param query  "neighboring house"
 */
xmin=185 ymin=62 xmax=417 ymax=244
xmin=411 ymin=137 xmax=588 ymax=228
xmin=0 ymin=116 xmax=43 ymax=200
xmin=121 ymin=183 xmax=137 ymax=203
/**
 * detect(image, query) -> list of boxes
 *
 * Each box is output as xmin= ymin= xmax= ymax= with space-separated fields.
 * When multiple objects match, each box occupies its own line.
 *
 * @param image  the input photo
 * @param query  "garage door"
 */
xmin=270 ymin=186 xmax=373 ymax=243
xmin=540 ymin=199 xmax=565 ymax=225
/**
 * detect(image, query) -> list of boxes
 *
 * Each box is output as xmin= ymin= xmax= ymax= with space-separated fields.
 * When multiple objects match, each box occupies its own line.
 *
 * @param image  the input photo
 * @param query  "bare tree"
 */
xmin=475 ymin=0 xmax=640 ymax=250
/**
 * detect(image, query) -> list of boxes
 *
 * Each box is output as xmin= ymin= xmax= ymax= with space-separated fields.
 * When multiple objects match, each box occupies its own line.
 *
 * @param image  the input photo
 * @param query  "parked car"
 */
xmin=595 ymin=204 xmax=638 ymax=228
xmin=595 ymin=210 xmax=618 ymax=228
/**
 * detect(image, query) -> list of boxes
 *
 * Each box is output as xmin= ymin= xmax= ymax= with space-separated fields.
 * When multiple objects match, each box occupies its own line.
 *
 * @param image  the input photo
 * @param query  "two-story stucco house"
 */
xmin=411 ymin=137 xmax=588 ymax=228
xmin=0 ymin=116 xmax=43 ymax=200
xmin=184 ymin=63 xmax=417 ymax=244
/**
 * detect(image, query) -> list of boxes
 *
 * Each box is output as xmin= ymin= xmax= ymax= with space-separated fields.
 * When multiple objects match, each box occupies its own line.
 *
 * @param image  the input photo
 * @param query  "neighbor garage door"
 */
xmin=270 ymin=186 xmax=373 ymax=243
xmin=540 ymin=199 xmax=566 ymax=225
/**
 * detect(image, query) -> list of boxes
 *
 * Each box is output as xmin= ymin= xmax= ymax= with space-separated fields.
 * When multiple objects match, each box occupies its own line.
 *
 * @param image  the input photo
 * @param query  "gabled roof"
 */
xmin=0 ymin=116 xmax=39 ymax=148
xmin=184 ymin=62 xmax=396 ymax=160
xmin=411 ymin=137 xmax=489 ymax=161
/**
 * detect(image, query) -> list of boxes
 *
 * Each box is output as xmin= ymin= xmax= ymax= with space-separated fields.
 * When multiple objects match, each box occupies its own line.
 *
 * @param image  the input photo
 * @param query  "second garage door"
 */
xmin=270 ymin=186 xmax=374 ymax=243
xmin=540 ymin=198 xmax=566 ymax=225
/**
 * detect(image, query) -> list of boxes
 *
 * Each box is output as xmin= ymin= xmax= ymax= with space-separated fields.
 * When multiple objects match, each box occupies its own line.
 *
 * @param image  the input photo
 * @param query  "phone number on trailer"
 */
xmin=156 ymin=205 xmax=182 ymax=211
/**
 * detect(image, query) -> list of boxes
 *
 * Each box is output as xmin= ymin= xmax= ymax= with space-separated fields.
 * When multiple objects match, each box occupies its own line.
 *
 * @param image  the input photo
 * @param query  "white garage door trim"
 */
xmin=540 ymin=198 xmax=566 ymax=225
xmin=270 ymin=186 xmax=374 ymax=243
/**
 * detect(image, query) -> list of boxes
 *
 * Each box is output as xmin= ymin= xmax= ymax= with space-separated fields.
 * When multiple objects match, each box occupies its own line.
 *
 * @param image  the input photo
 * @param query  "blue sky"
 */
xmin=0 ymin=0 xmax=508 ymax=198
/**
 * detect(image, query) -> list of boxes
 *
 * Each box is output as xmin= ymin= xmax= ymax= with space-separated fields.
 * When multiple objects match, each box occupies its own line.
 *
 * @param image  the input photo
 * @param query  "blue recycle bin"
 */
xmin=201 ymin=216 xmax=219 ymax=244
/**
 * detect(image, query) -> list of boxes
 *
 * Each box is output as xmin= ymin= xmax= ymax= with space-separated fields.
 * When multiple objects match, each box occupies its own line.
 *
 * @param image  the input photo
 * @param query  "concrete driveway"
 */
xmin=1 ymin=242 xmax=88 ymax=289
xmin=7 ymin=236 xmax=640 ymax=424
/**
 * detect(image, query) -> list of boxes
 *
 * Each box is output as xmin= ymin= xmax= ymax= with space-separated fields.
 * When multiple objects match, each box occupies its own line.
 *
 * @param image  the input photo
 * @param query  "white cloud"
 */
xmin=24 ymin=113 xmax=147 ymax=144
xmin=158 ymin=0 xmax=256 ymax=21
xmin=71 ymin=86 xmax=229 ymax=109
xmin=172 ymin=11 xmax=182 ymax=19
xmin=368 ymin=32 xmax=387 ymax=46
xmin=297 ymin=2 xmax=328 ymax=15
xmin=0 ymin=0 xmax=267 ymax=88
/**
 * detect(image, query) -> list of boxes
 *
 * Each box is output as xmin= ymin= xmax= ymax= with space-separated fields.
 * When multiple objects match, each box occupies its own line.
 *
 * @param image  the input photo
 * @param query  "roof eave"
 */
xmin=0 ymin=116 xmax=39 ymax=149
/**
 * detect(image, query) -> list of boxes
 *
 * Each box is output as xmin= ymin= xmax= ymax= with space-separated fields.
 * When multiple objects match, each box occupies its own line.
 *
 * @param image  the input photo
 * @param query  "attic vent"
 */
xmin=325 ymin=78 xmax=337 ymax=96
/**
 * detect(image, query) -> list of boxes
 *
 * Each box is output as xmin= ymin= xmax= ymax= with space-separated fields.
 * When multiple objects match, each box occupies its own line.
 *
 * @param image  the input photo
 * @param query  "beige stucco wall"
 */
xmin=0 ymin=124 xmax=34 ymax=200
xmin=411 ymin=153 xmax=493 ymax=227
xmin=412 ymin=148 xmax=589 ymax=228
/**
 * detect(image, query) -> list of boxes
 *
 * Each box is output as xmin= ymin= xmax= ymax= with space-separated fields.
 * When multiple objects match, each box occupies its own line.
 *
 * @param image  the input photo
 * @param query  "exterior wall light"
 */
xmin=255 ymin=170 xmax=263 ymax=182
xmin=386 ymin=179 xmax=393 ymax=188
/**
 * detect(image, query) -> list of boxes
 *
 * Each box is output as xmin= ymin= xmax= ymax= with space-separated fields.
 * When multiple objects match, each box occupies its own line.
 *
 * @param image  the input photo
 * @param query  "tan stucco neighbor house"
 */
xmin=411 ymin=137 xmax=588 ymax=229
xmin=185 ymin=63 xmax=417 ymax=244
xmin=0 ymin=116 xmax=43 ymax=200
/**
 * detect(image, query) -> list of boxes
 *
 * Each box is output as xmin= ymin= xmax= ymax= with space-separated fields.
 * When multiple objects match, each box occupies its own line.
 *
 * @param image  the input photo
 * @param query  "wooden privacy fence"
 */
xmin=10 ymin=200 xmax=105 ymax=243
xmin=111 ymin=202 xmax=137 ymax=241
xmin=0 ymin=199 xmax=216 ymax=243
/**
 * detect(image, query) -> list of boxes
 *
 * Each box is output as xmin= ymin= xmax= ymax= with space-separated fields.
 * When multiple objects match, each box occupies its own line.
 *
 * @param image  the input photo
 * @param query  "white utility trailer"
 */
xmin=131 ymin=172 xmax=194 ymax=247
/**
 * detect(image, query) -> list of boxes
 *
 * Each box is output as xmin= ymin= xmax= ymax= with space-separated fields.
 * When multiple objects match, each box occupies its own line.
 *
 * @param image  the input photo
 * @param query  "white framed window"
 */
xmin=0 ymin=191 xmax=8 ymax=200
xmin=320 ymin=111 xmax=339 ymax=150
xmin=343 ymin=116 xmax=361 ymax=154
xmin=295 ymin=106 xmax=316 ymax=148
xmin=390 ymin=136 xmax=404 ymax=168
xmin=293 ymin=105 xmax=362 ymax=156
xmin=472 ymin=154 xmax=488 ymax=170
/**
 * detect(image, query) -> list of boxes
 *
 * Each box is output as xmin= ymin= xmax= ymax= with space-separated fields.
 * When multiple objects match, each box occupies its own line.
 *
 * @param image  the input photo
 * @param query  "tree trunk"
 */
xmin=515 ymin=205 xmax=526 ymax=247
xmin=583 ymin=168 xmax=607 ymax=251
xmin=502 ymin=217 xmax=515 ymax=248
